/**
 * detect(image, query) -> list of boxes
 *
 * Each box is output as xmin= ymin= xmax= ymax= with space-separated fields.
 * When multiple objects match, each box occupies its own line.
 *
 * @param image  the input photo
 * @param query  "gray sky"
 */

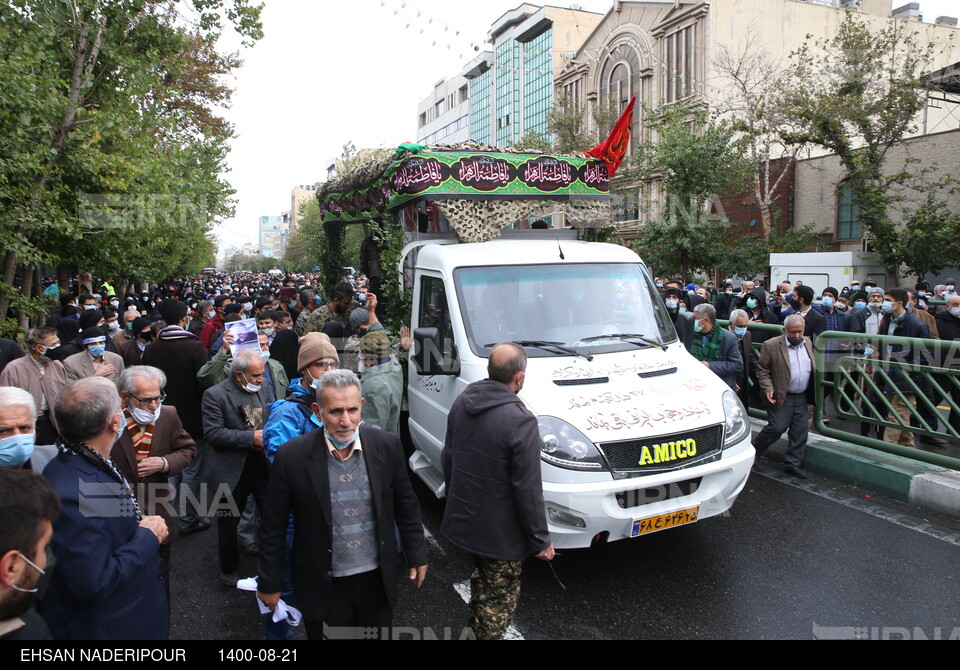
xmin=213 ymin=0 xmax=959 ymax=256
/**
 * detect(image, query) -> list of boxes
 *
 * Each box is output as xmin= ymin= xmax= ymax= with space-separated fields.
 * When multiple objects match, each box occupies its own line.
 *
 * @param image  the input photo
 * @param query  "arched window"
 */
xmin=599 ymin=43 xmax=642 ymax=136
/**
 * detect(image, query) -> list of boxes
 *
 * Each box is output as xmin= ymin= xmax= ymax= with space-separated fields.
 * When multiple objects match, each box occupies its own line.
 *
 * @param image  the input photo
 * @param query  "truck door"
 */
xmin=407 ymin=273 xmax=462 ymax=494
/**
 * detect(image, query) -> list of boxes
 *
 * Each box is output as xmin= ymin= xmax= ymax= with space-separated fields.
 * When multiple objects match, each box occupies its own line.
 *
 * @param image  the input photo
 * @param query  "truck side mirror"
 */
xmin=413 ymin=327 xmax=460 ymax=376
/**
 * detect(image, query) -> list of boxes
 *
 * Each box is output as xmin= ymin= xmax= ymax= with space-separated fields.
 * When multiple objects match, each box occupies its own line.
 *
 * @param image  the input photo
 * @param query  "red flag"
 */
xmin=585 ymin=95 xmax=636 ymax=178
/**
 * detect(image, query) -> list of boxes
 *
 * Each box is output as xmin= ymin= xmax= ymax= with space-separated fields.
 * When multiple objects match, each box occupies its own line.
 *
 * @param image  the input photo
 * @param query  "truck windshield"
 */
xmin=454 ymin=263 xmax=676 ymax=356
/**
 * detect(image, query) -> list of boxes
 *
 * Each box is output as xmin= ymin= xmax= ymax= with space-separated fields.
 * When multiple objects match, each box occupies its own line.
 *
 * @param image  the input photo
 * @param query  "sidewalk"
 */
xmin=750 ymin=418 xmax=960 ymax=520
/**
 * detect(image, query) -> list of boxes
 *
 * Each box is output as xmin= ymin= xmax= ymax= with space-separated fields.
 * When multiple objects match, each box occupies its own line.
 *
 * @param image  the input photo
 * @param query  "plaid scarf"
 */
xmin=122 ymin=406 xmax=155 ymax=461
xmin=691 ymin=324 xmax=724 ymax=363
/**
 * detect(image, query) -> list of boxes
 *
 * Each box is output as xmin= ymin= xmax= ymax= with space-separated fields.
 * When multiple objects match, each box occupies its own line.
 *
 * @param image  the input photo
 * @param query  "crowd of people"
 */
xmin=660 ymin=274 xmax=960 ymax=477
xmin=2 ymin=266 xmax=958 ymax=641
xmin=0 ymin=269 xmax=440 ymax=640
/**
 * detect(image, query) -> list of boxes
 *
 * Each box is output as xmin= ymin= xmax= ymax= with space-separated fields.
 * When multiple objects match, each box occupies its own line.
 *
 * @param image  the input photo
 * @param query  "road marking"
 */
xmin=453 ymin=580 xmax=524 ymax=640
xmin=753 ymin=463 xmax=960 ymax=548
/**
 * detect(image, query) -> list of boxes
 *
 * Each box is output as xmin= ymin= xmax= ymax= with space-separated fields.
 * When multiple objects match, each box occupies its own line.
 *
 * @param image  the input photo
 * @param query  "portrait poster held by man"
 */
xmin=0 ymin=469 xmax=59 ymax=640
xmin=258 ymin=369 xmax=428 ymax=640
xmin=42 ymin=377 xmax=170 ymax=640
xmin=442 ymin=342 xmax=554 ymax=640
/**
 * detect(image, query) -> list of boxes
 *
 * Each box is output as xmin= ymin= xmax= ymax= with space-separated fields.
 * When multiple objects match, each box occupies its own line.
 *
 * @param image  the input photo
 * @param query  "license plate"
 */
xmin=631 ymin=507 xmax=699 ymax=537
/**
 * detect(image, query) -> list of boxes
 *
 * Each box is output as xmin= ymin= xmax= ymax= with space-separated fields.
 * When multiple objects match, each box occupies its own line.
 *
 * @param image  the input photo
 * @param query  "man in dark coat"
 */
xmin=42 ymin=378 xmax=169 ymax=639
xmin=202 ymin=350 xmax=272 ymax=585
xmin=688 ymin=304 xmax=742 ymax=391
xmin=874 ymin=288 xmax=930 ymax=448
xmin=257 ymin=369 xmax=427 ymax=639
xmin=441 ymin=343 xmax=554 ymax=640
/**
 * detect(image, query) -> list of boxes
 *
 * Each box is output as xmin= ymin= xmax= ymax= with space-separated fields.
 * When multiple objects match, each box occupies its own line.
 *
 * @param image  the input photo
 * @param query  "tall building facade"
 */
xmin=416 ymin=74 xmax=471 ymax=145
xmin=554 ymin=0 xmax=960 ymax=234
xmin=462 ymin=4 xmax=604 ymax=145
xmin=259 ymin=215 xmax=284 ymax=259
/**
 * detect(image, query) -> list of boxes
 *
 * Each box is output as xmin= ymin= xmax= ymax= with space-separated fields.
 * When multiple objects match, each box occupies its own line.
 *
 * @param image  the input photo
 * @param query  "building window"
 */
xmin=837 ymin=181 xmax=862 ymax=240
xmin=436 ymin=98 xmax=446 ymax=117
xmin=419 ymin=112 xmax=427 ymax=128
xmin=459 ymin=85 xmax=469 ymax=104
xmin=665 ymin=25 xmax=694 ymax=103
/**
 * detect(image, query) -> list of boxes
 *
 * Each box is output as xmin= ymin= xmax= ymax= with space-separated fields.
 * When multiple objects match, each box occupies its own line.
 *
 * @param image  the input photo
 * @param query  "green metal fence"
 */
xmin=716 ymin=319 xmax=960 ymax=470
xmin=812 ymin=331 xmax=960 ymax=469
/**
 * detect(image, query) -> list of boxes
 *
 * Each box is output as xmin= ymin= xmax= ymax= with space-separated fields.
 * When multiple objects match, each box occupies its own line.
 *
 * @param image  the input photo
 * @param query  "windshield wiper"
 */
xmin=488 ymin=340 xmax=593 ymax=362
xmin=578 ymin=333 xmax=665 ymax=350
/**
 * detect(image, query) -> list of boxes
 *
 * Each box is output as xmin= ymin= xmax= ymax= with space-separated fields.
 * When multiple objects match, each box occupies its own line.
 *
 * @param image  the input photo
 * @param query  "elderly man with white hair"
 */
xmin=111 ymin=366 xmax=196 ymax=598
xmin=0 ymin=387 xmax=57 ymax=472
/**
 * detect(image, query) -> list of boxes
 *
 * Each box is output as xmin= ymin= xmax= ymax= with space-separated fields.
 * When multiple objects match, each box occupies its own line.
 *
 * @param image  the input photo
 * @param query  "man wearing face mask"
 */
xmin=0 ymin=331 xmax=70 ymax=447
xmin=942 ymin=279 xmax=957 ymax=302
xmin=201 ymin=349 xmax=272 ymax=586
xmin=257 ymin=369 xmax=428 ymax=639
xmin=875 ymin=288 xmax=930 ymax=449
xmin=197 ymin=330 xmax=288 ymax=401
xmin=63 ymin=327 xmax=125 ymax=383
xmin=112 ymin=366 xmax=196 ymax=598
xmin=688 ymin=304 xmax=742 ymax=392
xmin=42 ymin=377 xmax=169 ymax=639
xmin=662 ymin=286 xmax=688 ymax=325
xmin=0 ymin=468 xmax=60 ymax=640
xmin=727 ymin=310 xmax=758 ymax=409
xmin=753 ymin=314 xmax=816 ymax=478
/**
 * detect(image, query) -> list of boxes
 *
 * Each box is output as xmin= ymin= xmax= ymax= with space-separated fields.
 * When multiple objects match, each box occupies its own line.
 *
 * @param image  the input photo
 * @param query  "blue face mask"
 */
xmin=665 ymin=299 xmax=678 ymax=310
xmin=787 ymin=336 xmax=804 ymax=347
xmin=746 ymin=298 xmax=758 ymax=310
xmin=0 ymin=433 xmax=35 ymax=468
xmin=854 ymin=301 xmax=866 ymax=310
xmin=733 ymin=327 xmax=747 ymax=337
xmin=325 ymin=430 xmax=356 ymax=452
xmin=88 ymin=345 xmax=106 ymax=358
xmin=678 ymin=306 xmax=687 ymax=314
xmin=821 ymin=296 xmax=834 ymax=309
xmin=881 ymin=300 xmax=894 ymax=315
xmin=693 ymin=320 xmax=704 ymax=333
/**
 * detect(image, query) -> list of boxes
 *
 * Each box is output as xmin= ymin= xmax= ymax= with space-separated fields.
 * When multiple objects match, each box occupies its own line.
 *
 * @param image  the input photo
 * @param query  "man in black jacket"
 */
xmin=257 ymin=369 xmax=427 ymax=639
xmin=875 ymin=288 xmax=930 ymax=448
xmin=441 ymin=342 xmax=554 ymax=640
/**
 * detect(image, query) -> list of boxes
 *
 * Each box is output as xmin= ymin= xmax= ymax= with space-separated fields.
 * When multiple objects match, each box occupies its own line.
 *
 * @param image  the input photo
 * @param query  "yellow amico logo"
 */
xmin=638 ymin=438 xmax=697 ymax=466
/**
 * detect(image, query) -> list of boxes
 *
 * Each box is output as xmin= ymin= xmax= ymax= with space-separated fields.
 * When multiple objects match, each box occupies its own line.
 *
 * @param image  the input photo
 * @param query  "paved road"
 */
xmin=170 ymin=451 xmax=960 ymax=640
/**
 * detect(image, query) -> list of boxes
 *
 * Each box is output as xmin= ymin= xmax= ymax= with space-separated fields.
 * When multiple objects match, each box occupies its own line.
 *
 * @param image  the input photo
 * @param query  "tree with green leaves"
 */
xmin=0 ymin=0 xmax=262 ymax=335
xmin=779 ymin=11 xmax=945 ymax=278
xmin=629 ymin=104 xmax=752 ymax=279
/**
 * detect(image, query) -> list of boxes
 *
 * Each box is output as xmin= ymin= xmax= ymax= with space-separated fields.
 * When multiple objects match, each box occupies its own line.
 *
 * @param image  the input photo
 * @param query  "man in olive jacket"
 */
xmin=441 ymin=342 xmax=554 ymax=640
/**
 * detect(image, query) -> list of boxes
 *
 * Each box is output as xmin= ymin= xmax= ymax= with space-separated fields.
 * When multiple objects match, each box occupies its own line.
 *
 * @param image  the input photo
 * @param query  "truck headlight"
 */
xmin=722 ymin=390 xmax=750 ymax=447
xmin=538 ymin=416 xmax=606 ymax=471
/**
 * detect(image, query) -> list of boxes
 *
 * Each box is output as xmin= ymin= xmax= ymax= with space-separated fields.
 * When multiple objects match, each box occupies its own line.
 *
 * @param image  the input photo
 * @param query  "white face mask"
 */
xmin=239 ymin=373 xmax=261 ymax=394
xmin=130 ymin=405 xmax=161 ymax=425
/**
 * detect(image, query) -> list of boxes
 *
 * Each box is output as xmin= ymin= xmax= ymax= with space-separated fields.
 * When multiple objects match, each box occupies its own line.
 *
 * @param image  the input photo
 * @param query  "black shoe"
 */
xmin=241 ymin=543 xmax=259 ymax=556
xmin=220 ymin=571 xmax=239 ymax=587
xmin=784 ymin=465 xmax=808 ymax=479
xmin=179 ymin=518 xmax=211 ymax=536
xmin=920 ymin=436 xmax=948 ymax=448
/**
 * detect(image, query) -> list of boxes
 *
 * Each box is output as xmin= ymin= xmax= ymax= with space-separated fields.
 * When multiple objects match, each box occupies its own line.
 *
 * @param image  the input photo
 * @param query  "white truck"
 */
xmin=317 ymin=145 xmax=755 ymax=549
